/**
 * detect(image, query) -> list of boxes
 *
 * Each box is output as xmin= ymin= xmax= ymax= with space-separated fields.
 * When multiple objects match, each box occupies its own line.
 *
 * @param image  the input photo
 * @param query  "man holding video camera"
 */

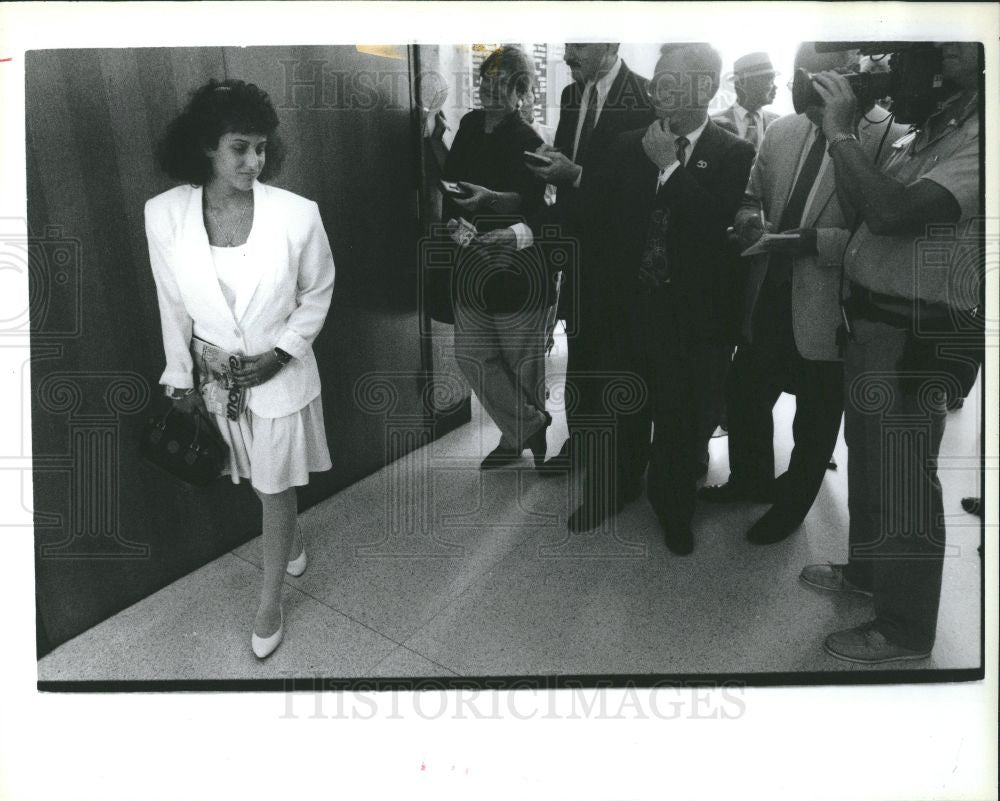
xmin=700 ymin=45 xmax=908 ymax=545
xmin=798 ymin=42 xmax=982 ymax=663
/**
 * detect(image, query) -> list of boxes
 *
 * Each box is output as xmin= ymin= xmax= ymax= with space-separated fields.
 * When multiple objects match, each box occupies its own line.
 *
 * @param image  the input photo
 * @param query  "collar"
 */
xmin=733 ymin=103 xmax=760 ymax=123
xmin=912 ymin=90 xmax=978 ymax=152
xmin=587 ymin=56 xmax=623 ymax=100
xmin=677 ymin=115 xmax=710 ymax=153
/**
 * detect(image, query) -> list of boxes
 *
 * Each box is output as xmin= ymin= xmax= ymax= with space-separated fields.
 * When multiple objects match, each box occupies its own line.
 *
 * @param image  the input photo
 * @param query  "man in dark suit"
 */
xmin=514 ymin=43 xmax=653 ymax=530
xmin=583 ymin=43 xmax=755 ymax=552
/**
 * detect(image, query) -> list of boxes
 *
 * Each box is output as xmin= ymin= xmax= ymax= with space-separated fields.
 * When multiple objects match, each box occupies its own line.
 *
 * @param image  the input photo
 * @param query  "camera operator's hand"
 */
xmin=811 ymin=72 xmax=858 ymax=140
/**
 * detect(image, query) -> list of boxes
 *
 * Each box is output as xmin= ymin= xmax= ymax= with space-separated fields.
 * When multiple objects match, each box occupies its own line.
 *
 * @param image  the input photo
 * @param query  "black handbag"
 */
xmin=140 ymin=404 xmax=228 ymax=486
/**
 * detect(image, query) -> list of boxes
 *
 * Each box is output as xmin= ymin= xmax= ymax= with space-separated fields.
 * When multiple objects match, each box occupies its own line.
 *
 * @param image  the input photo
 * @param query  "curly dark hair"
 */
xmin=156 ymin=78 xmax=285 ymax=185
xmin=479 ymin=45 xmax=536 ymax=98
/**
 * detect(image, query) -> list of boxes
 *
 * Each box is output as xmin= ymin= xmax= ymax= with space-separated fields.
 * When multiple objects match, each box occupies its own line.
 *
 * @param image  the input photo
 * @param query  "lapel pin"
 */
xmin=696 ymin=160 xmax=708 ymax=169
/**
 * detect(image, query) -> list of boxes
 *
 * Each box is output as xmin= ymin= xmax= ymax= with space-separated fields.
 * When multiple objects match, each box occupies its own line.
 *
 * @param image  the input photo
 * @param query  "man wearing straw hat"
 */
xmin=713 ymin=51 xmax=779 ymax=148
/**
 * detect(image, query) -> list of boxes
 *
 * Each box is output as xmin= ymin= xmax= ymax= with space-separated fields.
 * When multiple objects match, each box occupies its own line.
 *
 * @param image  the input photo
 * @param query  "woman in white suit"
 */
xmin=145 ymin=79 xmax=335 ymax=659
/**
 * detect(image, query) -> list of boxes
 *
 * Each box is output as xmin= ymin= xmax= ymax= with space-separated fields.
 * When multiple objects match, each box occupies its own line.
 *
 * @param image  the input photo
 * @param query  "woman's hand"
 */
xmin=450 ymin=182 xmax=497 ymax=215
xmin=232 ymin=350 xmax=284 ymax=388
xmin=429 ymin=110 xmax=449 ymax=141
xmin=473 ymin=228 xmax=517 ymax=251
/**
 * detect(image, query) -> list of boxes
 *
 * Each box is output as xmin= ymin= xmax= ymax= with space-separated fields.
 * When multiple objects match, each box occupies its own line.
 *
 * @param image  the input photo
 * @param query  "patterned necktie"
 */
xmin=575 ymin=82 xmax=600 ymax=164
xmin=675 ymin=135 xmax=689 ymax=168
xmin=638 ymin=207 xmax=671 ymax=288
xmin=745 ymin=111 xmax=760 ymax=148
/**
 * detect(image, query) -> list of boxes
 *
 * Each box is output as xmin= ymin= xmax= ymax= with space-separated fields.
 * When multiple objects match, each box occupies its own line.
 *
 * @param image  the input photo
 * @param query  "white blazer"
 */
xmin=144 ymin=181 xmax=335 ymax=418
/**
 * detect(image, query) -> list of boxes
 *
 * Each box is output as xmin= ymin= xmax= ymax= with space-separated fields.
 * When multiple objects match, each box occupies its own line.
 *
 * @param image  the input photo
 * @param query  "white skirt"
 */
xmin=212 ymin=394 xmax=332 ymax=494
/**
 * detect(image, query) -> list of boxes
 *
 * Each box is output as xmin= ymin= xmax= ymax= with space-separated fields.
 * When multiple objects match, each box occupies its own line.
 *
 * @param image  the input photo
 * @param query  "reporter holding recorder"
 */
xmin=797 ymin=43 xmax=982 ymax=664
xmin=145 ymin=79 xmax=335 ymax=660
xmin=436 ymin=46 xmax=550 ymax=470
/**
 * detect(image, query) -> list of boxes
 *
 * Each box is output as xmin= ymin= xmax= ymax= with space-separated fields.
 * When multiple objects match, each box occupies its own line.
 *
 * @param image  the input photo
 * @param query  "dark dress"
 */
xmin=442 ymin=109 xmax=547 ymax=313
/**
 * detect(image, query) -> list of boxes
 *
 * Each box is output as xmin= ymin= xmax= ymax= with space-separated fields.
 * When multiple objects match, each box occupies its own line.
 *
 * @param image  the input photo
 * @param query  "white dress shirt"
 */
xmin=732 ymin=103 xmax=761 ymax=141
xmin=571 ymin=56 xmax=623 ymax=161
xmin=656 ymin=115 xmax=709 ymax=191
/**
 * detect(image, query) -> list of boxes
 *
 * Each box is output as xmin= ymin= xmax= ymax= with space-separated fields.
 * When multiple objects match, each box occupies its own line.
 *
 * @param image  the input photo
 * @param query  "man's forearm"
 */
xmin=828 ymin=138 xmax=905 ymax=229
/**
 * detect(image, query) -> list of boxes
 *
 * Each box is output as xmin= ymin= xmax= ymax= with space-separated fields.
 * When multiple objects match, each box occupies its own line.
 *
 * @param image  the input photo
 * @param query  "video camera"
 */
xmin=791 ymin=41 xmax=951 ymax=124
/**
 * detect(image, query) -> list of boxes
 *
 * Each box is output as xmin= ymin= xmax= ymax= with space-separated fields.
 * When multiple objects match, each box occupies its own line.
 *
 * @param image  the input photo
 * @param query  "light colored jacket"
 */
xmin=734 ymin=110 xmax=907 ymax=361
xmin=144 ymin=181 xmax=335 ymax=418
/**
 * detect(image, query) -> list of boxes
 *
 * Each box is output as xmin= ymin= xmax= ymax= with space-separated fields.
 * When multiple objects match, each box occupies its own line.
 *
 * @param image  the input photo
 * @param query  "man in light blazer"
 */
xmin=144 ymin=179 xmax=335 ymax=418
xmin=700 ymin=45 xmax=908 ymax=545
xmin=712 ymin=51 xmax=779 ymax=148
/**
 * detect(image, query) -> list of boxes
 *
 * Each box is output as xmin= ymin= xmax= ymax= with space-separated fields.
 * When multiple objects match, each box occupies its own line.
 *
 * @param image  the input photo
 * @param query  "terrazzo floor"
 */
xmin=38 ymin=326 xmax=984 ymax=682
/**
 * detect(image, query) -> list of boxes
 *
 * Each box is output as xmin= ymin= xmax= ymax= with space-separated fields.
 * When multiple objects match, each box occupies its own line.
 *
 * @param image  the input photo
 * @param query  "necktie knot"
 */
xmin=676 ymin=136 xmax=689 ymax=165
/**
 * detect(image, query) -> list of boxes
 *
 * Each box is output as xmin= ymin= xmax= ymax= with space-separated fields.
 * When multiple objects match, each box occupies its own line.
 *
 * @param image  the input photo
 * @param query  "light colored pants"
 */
xmin=453 ymin=302 xmax=548 ymax=449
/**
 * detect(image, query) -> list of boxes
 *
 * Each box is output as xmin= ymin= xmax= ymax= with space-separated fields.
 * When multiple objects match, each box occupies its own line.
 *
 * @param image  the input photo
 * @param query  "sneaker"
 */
xmin=799 ymin=563 xmax=873 ymax=597
xmin=824 ymin=621 xmax=931 ymax=664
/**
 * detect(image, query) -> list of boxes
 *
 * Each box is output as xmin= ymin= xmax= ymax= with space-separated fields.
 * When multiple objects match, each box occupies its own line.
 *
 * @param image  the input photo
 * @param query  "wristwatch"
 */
xmin=273 ymin=347 xmax=293 ymax=366
xmin=827 ymin=132 xmax=859 ymax=154
xmin=164 ymin=385 xmax=196 ymax=399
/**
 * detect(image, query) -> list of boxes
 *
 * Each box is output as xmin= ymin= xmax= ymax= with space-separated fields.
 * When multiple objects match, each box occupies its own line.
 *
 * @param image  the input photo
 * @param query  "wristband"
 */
xmin=827 ymin=132 xmax=859 ymax=155
xmin=273 ymin=347 xmax=293 ymax=366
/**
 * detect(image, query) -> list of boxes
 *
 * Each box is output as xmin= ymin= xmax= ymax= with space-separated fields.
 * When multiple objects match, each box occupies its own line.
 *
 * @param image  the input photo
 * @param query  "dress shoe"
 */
xmin=698 ymin=480 xmax=773 ymax=504
xmin=662 ymin=523 xmax=694 ymax=556
xmin=524 ymin=412 xmax=553 ymax=471
xmin=286 ymin=545 xmax=307 ymax=577
xmin=824 ymin=621 xmax=930 ymax=664
xmin=746 ymin=506 xmax=803 ymax=544
xmin=539 ymin=439 xmax=571 ymax=473
xmin=961 ymin=496 xmax=983 ymax=518
xmin=799 ymin=563 xmax=873 ymax=597
xmin=480 ymin=442 xmax=521 ymax=470
xmin=251 ymin=607 xmax=284 ymax=659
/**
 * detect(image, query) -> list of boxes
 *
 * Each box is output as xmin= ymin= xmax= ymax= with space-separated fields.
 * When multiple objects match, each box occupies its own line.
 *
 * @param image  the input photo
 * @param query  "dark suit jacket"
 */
xmin=591 ymin=120 xmax=756 ymax=345
xmin=546 ymin=62 xmax=654 ymax=322
xmin=552 ymin=61 xmax=652 ymax=171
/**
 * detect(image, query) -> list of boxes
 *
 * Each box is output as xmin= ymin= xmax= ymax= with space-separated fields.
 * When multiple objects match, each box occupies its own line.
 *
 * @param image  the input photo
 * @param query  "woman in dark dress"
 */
xmin=440 ymin=46 xmax=551 ymax=470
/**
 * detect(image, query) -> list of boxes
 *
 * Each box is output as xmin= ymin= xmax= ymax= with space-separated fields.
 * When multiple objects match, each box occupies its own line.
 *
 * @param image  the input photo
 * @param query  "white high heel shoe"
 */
xmin=286 ymin=527 xmax=307 ymax=577
xmin=251 ymin=607 xmax=284 ymax=659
